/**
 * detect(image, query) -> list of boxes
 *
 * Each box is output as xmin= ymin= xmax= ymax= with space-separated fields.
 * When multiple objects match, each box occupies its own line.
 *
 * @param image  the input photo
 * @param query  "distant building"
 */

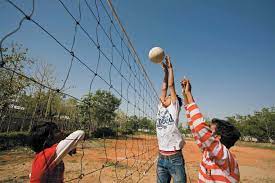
xmin=54 ymin=115 xmax=70 ymax=120
xmin=138 ymin=129 xmax=150 ymax=132
xmin=9 ymin=104 xmax=25 ymax=111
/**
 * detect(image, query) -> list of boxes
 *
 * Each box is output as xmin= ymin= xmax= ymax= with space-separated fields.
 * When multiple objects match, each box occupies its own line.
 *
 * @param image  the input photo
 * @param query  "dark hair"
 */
xmin=30 ymin=122 xmax=60 ymax=153
xmin=176 ymin=95 xmax=183 ymax=107
xmin=211 ymin=118 xmax=241 ymax=149
xmin=168 ymin=94 xmax=183 ymax=107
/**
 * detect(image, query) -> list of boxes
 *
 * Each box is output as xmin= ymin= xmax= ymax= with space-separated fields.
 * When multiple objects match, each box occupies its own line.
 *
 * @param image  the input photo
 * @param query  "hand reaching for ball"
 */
xmin=165 ymin=55 xmax=172 ymax=68
xmin=161 ymin=62 xmax=168 ymax=73
xmin=181 ymin=79 xmax=191 ymax=95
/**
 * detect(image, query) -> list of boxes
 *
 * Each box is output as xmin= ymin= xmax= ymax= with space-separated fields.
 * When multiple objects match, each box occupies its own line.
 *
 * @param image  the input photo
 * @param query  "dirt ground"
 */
xmin=0 ymin=136 xmax=275 ymax=183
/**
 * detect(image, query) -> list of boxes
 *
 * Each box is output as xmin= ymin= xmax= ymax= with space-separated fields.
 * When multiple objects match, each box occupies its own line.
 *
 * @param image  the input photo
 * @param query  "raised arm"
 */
xmin=181 ymin=80 xmax=229 ymax=161
xmin=50 ymin=130 xmax=85 ymax=167
xmin=166 ymin=56 xmax=177 ymax=103
xmin=181 ymin=81 xmax=202 ymax=148
xmin=184 ymin=106 xmax=203 ymax=149
xmin=160 ymin=62 xmax=168 ymax=103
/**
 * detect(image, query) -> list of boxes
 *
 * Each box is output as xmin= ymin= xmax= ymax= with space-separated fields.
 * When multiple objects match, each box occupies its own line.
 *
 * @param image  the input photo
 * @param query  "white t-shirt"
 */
xmin=156 ymin=100 xmax=185 ymax=151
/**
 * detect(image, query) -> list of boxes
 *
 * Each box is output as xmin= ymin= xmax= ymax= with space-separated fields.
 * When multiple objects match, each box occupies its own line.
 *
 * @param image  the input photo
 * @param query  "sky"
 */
xmin=0 ymin=0 xmax=275 ymax=124
xmin=112 ymin=0 xmax=275 ymax=119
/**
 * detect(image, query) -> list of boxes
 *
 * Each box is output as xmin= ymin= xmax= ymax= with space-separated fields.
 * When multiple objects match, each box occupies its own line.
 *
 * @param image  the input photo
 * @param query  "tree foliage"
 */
xmin=79 ymin=90 xmax=121 ymax=130
xmin=4 ymin=43 xmax=273 ymax=143
xmin=226 ymin=107 xmax=275 ymax=143
xmin=115 ymin=112 xmax=155 ymax=134
xmin=0 ymin=43 xmax=33 ymax=117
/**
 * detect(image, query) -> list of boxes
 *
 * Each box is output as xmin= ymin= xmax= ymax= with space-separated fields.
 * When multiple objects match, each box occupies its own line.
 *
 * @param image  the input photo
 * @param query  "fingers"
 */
xmin=180 ymin=78 xmax=191 ymax=94
xmin=187 ymin=79 xmax=190 ymax=86
xmin=165 ymin=55 xmax=171 ymax=67
xmin=161 ymin=62 xmax=168 ymax=70
xmin=185 ymin=80 xmax=191 ymax=93
xmin=165 ymin=55 xmax=170 ymax=61
xmin=182 ymin=79 xmax=189 ymax=83
xmin=161 ymin=62 xmax=165 ymax=68
xmin=186 ymin=80 xmax=190 ymax=88
xmin=185 ymin=79 xmax=190 ymax=87
xmin=180 ymin=80 xmax=185 ymax=88
xmin=180 ymin=78 xmax=188 ymax=86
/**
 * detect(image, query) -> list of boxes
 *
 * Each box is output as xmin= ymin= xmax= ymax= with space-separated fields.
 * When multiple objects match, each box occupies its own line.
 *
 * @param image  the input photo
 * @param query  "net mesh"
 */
xmin=0 ymin=0 xmax=159 ymax=182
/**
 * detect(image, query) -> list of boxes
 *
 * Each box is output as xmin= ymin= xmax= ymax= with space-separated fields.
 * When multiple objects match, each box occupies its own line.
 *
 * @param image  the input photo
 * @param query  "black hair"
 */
xmin=168 ymin=94 xmax=183 ymax=107
xmin=176 ymin=95 xmax=183 ymax=107
xmin=30 ymin=122 xmax=60 ymax=153
xmin=211 ymin=118 xmax=241 ymax=149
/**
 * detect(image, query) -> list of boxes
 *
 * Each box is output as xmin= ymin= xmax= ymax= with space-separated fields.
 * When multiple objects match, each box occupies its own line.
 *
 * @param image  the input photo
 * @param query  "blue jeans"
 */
xmin=157 ymin=152 xmax=187 ymax=183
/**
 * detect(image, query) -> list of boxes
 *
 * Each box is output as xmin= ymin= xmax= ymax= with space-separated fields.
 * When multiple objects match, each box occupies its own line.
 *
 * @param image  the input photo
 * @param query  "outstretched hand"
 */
xmin=161 ymin=55 xmax=173 ymax=72
xmin=181 ymin=79 xmax=191 ymax=95
xmin=181 ymin=78 xmax=194 ymax=104
xmin=161 ymin=62 xmax=168 ymax=73
xmin=68 ymin=148 xmax=77 ymax=156
xmin=165 ymin=55 xmax=172 ymax=68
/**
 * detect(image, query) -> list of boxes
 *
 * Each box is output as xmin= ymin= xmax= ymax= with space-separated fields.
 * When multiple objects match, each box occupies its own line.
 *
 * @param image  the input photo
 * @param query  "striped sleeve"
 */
xmin=185 ymin=103 xmax=229 ymax=161
xmin=185 ymin=107 xmax=202 ymax=149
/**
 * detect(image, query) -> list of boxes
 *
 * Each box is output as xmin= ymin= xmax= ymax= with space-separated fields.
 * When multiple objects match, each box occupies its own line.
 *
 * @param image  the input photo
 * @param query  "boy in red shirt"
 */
xmin=29 ymin=122 xmax=84 ymax=183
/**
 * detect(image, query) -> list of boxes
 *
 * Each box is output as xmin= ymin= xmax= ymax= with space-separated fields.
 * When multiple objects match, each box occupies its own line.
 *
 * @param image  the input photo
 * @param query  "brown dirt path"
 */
xmin=0 ymin=138 xmax=274 ymax=183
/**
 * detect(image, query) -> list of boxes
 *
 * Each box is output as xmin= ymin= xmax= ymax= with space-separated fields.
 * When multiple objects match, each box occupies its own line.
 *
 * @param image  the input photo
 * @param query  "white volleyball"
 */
xmin=148 ymin=47 xmax=165 ymax=64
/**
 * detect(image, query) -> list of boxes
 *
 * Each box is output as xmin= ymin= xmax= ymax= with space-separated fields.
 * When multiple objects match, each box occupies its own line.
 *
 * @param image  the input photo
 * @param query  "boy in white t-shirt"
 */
xmin=156 ymin=55 xmax=186 ymax=183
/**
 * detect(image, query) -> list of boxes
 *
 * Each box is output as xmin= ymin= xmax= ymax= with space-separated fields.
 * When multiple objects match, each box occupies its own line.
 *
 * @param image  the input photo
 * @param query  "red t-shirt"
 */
xmin=30 ymin=144 xmax=64 ymax=183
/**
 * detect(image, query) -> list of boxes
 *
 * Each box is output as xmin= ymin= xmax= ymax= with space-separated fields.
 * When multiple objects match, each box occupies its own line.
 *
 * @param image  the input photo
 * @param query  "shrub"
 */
xmin=0 ymin=132 xmax=30 ymax=150
xmin=93 ymin=127 xmax=115 ymax=138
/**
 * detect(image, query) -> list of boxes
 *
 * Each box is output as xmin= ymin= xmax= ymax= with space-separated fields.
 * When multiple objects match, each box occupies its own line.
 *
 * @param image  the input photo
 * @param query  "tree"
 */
xmin=114 ymin=111 xmax=128 ymax=129
xmin=79 ymin=90 xmax=121 ymax=131
xmin=0 ymin=44 xmax=34 ymax=132
xmin=32 ymin=62 xmax=57 ymax=117
xmin=62 ymin=98 xmax=79 ymax=121
xmin=226 ymin=107 xmax=275 ymax=143
xmin=0 ymin=43 xmax=32 ymax=118
xmin=125 ymin=115 xmax=139 ymax=132
xmin=118 ymin=115 xmax=155 ymax=135
xmin=179 ymin=125 xmax=191 ymax=136
xmin=139 ymin=117 xmax=155 ymax=132
xmin=0 ymin=44 xmax=79 ymax=132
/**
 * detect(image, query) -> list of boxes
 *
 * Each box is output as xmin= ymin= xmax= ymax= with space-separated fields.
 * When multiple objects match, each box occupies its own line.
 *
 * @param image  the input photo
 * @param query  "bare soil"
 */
xmin=0 ymin=136 xmax=275 ymax=183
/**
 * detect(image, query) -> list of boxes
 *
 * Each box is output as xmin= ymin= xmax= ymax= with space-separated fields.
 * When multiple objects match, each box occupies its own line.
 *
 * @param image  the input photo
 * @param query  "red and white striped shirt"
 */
xmin=185 ymin=103 xmax=240 ymax=183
